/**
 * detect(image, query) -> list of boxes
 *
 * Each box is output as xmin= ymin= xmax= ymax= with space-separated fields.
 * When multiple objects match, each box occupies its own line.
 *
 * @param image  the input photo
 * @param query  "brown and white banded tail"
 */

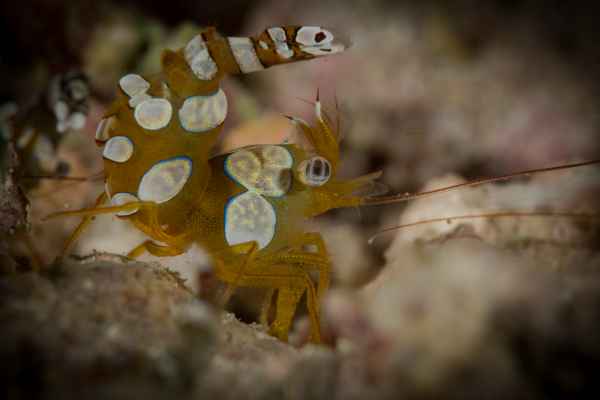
xmin=179 ymin=26 xmax=348 ymax=84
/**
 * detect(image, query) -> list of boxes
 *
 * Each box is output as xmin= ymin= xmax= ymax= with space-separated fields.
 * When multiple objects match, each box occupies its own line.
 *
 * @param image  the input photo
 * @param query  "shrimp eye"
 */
xmin=315 ymin=32 xmax=326 ymax=43
xmin=298 ymin=156 xmax=331 ymax=187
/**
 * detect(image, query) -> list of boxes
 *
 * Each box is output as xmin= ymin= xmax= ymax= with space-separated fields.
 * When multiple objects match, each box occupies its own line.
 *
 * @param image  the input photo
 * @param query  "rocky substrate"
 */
xmin=2 ymin=231 xmax=600 ymax=399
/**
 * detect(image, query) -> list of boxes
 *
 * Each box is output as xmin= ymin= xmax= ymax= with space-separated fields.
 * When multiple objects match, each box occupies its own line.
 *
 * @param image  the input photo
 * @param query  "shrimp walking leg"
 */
xmin=60 ymin=192 xmax=107 ymax=256
xmin=213 ymin=255 xmax=321 ymax=342
xmin=126 ymin=240 xmax=185 ymax=259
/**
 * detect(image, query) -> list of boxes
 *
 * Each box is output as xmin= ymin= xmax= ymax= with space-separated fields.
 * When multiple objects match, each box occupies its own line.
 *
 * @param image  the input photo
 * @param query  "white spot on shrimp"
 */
xmin=129 ymin=93 xmax=151 ymax=108
xmin=260 ymin=145 xmax=293 ymax=169
xmin=225 ymin=145 xmax=293 ymax=197
xmin=224 ymin=148 xmax=261 ymax=185
xmin=69 ymin=112 xmax=86 ymax=130
xmin=103 ymin=136 xmax=134 ymax=163
xmin=119 ymin=74 xmax=150 ymax=98
xmin=228 ymin=37 xmax=264 ymax=73
xmin=134 ymin=98 xmax=172 ymax=130
xmin=111 ymin=192 xmax=139 ymax=216
xmin=54 ymin=101 xmax=69 ymax=121
xmin=259 ymin=40 xmax=269 ymax=50
xmin=225 ymin=191 xmax=276 ymax=249
xmin=95 ymin=116 xmax=114 ymax=142
xmin=184 ymin=34 xmax=218 ymax=80
xmin=118 ymin=74 xmax=153 ymax=108
xmin=267 ymin=27 xmax=293 ymax=59
xmin=178 ymin=89 xmax=227 ymax=133
xmin=268 ymin=27 xmax=287 ymax=43
xmin=138 ymin=157 xmax=192 ymax=204
xmin=54 ymin=100 xmax=85 ymax=133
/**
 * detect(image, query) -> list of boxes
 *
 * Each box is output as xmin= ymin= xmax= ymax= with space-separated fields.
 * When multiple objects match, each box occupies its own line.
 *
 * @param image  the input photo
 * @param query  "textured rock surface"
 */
xmin=0 ymin=255 xmax=214 ymax=400
xmin=3 ymin=236 xmax=600 ymax=399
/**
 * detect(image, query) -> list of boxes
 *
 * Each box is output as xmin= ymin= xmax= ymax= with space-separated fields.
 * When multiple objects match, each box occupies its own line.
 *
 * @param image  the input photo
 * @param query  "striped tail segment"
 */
xmin=182 ymin=26 xmax=348 ymax=80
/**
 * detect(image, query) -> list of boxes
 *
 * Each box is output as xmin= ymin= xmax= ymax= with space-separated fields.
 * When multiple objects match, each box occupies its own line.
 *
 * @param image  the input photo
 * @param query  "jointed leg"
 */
xmin=61 ymin=192 xmax=107 ymax=256
xmin=249 ymin=247 xmax=328 ymax=342
xmin=218 ymin=241 xmax=259 ymax=308
xmin=250 ymin=235 xmax=330 ymax=338
xmin=270 ymin=286 xmax=306 ymax=342
xmin=45 ymin=199 xmax=146 ymax=220
xmin=264 ymin=253 xmax=325 ymax=342
xmin=299 ymin=232 xmax=331 ymax=302
xmin=268 ymin=250 xmax=330 ymax=307
xmin=259 ymin=288 xmax=275 ymax=326
xmin=48 ymin=199 xmax=191 ymax=258
xmin=126 ymin=240 xmax=185 ymax=259
xmin=213 ymin=257 xmax=320 ymax=342
xmin=291 ymin=264 xmax=322 ymax=343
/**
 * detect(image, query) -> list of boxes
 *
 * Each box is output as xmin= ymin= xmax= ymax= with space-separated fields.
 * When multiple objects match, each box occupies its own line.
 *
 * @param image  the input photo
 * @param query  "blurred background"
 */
xmin=3 ymin=2 xmax=600 ymax=397
xmin=2 ymin=0 xmax=600 ymax=301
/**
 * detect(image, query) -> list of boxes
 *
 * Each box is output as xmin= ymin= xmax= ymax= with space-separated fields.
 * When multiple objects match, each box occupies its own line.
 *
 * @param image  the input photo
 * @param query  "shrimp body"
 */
xmin=64 ymin=25 xmax=361 ymax=342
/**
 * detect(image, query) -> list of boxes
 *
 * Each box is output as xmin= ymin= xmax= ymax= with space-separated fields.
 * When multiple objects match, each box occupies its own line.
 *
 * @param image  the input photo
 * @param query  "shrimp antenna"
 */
xmin=368 ymin=211 xmax=600 ymax=245
xmin=21 ymin=170 xmax=105 ymax=199
xmin=21 ymin=171 xmax=104 ymax=182
xmin=363 ymin=159 xmax=600 ymax=206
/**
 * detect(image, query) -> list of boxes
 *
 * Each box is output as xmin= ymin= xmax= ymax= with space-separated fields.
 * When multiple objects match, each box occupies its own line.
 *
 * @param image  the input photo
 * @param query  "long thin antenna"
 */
xmin=368 ymin=211 xmax=600 ymax=245
xmin=21 ymin=170 xmax=105 ymax=182
xmin=363 ymin=159 xmax=600 ymax=206
xmin=23 ymin=175 xmax=93 ymax=182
